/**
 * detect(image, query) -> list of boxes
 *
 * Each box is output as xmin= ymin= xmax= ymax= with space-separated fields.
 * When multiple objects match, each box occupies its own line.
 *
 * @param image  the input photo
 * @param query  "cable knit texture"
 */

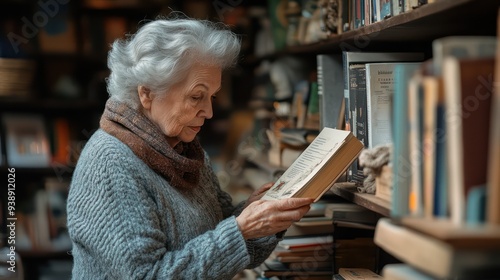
xmin=67 ymin=128 xmax=280 ymax=279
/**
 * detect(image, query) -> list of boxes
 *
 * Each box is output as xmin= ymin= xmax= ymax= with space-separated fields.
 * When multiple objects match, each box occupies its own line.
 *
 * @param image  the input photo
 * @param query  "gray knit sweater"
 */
xmin=67 ymin=130 xmax=279 ymax=279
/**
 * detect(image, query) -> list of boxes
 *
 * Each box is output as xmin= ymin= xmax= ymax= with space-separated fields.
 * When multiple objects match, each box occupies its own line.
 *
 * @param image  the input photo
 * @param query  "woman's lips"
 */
xmin=190 ymin=126 xmax=201 ymax=133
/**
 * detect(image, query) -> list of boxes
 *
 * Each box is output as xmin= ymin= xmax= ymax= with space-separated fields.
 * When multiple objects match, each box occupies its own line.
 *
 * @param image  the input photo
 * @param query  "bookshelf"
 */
xmin=242 ymin=0 xmax=500 ymax=278
xmin=331 ymin=183 xmax=390 ymax=217
xmin=0 ymin=1 xmax=177 ymax=279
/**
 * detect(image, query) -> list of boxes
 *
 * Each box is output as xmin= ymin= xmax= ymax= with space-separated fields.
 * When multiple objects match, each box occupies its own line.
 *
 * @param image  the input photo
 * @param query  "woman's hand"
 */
xmin=236 ymin=197 xmax=314 ymax=240
xmin=243 ymin=182 xmax=274 ymax=208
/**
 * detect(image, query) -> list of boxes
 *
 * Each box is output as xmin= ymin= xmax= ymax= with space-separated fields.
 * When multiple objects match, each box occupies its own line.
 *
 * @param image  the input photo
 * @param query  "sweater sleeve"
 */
xmin=203 ymin=152 xmax=281 ymax=268
xmin=68 ymin=141 xmax=250 ymax=280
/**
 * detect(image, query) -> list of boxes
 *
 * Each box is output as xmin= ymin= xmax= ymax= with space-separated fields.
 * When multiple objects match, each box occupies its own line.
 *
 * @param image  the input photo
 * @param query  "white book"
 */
xmin=261 ymin=128 xmax=363 ymax=202
xmin=365 ymin=62 xmax=421 ymax=148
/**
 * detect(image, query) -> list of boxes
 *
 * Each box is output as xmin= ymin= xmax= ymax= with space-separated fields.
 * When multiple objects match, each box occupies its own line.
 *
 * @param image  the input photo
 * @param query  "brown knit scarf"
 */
xmin=100 ymin=98 xmax=204 ymax=189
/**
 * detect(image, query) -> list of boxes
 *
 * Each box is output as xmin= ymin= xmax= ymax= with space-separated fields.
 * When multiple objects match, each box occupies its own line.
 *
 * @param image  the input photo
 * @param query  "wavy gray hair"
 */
xmin=106 ymin=16 xmax=241 ymax=108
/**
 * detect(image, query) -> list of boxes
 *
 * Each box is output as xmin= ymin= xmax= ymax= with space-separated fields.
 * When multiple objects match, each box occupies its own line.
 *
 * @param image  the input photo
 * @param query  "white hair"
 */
xmin=106 ymin=15 xmax=241 ymax=108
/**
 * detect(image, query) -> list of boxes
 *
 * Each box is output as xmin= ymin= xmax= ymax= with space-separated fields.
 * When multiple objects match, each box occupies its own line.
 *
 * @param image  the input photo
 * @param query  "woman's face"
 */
xmin=140 ymin=64 xmax=222 ymax=147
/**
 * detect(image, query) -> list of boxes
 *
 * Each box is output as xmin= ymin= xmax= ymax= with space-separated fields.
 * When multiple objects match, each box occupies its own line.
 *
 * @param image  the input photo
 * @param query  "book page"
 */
xmin=261 ymin=128 xmax=349 ymax=200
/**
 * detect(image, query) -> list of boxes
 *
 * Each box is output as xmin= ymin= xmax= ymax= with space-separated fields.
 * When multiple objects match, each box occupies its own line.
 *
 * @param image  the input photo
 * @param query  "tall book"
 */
xmin=391 ymin=64 xmax=425 ymax=218
xmin=443 ymin=57 xmax=495 ymax=225
xmin=487 ymin=9 xmax=500 ymax=225
xmin=349 ymin=63 xmax=366 ymax=184
xmin=261 ymin=128 xmax=363 ymax=202
xmin=421 ymin=75 xmax=447 ymax=218
xmin=317 ymin=54 xmax=345 ymax=130
xmin=407 ymin=68 xmax=425 ymax=217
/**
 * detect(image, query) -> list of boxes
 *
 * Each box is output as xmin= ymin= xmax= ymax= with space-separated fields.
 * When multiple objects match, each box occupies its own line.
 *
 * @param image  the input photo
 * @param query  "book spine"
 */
xmin=343 ymin=52 xmax=352 ymax=134
xmin=391 ymin=65 xmax=413 ymax=217
xmin=317 ymin=54 xmax=344 ymax=130
xmin=355 ymin=64 xmax=368 ymax=149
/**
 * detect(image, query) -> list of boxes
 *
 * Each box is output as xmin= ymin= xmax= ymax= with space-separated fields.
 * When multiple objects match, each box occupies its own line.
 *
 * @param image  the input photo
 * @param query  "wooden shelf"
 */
xmin=247 ymin=0 xmax=499 ymax=60
xmin=331 ymin=182 xmax=391 ymax=217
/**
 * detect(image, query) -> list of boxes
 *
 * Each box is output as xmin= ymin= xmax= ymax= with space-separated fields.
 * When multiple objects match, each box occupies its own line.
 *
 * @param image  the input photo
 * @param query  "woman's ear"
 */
xmin=138 ymin=85 xmax=152 ymax=110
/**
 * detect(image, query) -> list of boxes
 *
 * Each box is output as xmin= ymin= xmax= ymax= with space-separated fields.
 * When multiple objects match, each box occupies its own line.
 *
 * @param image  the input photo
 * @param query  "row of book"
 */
xmin=254 ymin=197 xmax=383 ymax=279
xmin=318 ymin=34 xmax=499 ymax=225
xmin=265 ymin=0 xmax=433 ymax=52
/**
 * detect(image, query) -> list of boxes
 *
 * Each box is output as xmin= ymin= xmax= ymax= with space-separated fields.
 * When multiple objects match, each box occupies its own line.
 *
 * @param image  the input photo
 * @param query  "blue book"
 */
xmin=466 ymin=185 xmax=486 ymax=224
xmin=434 ymin=98 xmax=448 ymax=217
xmin=391 ymin=63 xmax=421 ymax=217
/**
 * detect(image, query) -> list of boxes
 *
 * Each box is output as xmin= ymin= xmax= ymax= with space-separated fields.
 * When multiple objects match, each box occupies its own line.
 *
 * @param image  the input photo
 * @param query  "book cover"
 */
xmin=443 ymin=57 xmax=494 ymax=225
xmin=365 ymin=62 xmax=421 ymax=149
xmin=261 ymin=128 xmax=363 ymax=202
xmin=317 ymin=54 xmax=344 ymax=130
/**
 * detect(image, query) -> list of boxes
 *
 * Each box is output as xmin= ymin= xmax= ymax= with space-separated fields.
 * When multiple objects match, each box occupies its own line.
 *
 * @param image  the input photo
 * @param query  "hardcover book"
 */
xmin=365 ymin=62 xmax=421 ymax=149
xmin=261 ymin=128 xmax=364 ymax=202
xmin=443 ymin=57 xmax=494 ymax=225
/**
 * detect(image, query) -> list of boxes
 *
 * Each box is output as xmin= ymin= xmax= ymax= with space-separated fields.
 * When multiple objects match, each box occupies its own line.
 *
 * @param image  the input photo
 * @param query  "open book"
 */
xmin=261 ymin=128 xmax=364 ymax=201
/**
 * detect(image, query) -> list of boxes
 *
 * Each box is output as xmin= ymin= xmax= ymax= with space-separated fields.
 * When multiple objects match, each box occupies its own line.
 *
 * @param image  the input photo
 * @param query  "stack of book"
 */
xmin=255 ymin=199 xmax=337 ymax=279
xmin=256 ymin=199 xmax=382 ymax=279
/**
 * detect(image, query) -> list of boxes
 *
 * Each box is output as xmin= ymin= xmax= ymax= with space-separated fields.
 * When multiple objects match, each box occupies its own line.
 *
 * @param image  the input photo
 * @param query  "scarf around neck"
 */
xmin=99 ymin=98 xmax=204 ymax=189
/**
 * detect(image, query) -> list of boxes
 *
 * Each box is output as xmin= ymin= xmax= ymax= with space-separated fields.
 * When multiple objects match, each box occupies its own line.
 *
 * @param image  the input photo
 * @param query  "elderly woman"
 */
xmin=66 ymin=16 xmax=313 ymax=279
